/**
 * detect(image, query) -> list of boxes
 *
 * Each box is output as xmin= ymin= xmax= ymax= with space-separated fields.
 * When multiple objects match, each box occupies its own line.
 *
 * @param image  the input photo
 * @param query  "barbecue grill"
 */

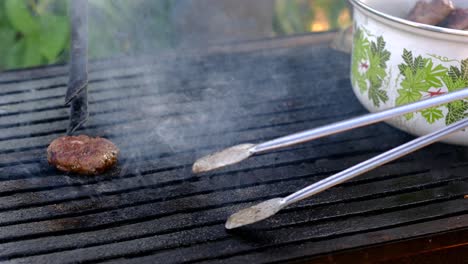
xmin=0 ymin=34 xmax=467 ymax=263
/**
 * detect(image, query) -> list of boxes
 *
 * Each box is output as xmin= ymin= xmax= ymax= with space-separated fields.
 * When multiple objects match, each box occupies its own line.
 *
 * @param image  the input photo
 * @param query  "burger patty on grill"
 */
xmin=47 ymin=135 xmax=119 ymax=175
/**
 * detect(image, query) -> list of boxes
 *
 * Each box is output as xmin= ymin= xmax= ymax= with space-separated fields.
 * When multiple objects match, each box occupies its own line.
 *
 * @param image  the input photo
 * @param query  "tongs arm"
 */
xmin=251 ymin=88 xmax=468 ymax=154
xmin=226 ymin=117 xmax=468 ymax=229
xmin=194 ymin=88 xmax=468 ymax=174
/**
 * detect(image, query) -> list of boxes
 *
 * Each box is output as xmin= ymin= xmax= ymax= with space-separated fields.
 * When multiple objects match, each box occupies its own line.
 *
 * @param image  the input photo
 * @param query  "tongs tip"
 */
xmin=192 ymin=143 xmax=255 ymax=174
xmin=225 ymin=198 xmax=285 ymax=229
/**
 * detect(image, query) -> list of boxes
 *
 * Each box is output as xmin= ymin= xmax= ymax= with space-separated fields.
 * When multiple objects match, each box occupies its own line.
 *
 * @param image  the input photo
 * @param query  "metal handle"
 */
xmin=282 ymin=118 xmax=468 ymax=206
xmin=66 ymin=0 xmax=89 ymax=134
xmin=251 ymin=88 xmax=468 ymax=154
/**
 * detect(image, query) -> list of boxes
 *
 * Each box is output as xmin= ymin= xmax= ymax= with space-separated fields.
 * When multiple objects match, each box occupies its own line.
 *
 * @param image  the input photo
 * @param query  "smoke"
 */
xmin=81 ymin=0 xmax=283 ymax=186
xmin=0 ymin=0 xmax=296 ymax=200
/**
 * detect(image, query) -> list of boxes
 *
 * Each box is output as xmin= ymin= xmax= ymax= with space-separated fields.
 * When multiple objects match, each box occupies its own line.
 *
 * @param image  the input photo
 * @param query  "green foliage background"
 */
xmin=0 ymin=0 xmax=349 ymax=70
xmin=273 ymin=0 xmax=349 ymax=34
xmin=0 ymin=0 xmax=173 ymax=70
xmin=0 ymin=0 xmax=69 ymax=69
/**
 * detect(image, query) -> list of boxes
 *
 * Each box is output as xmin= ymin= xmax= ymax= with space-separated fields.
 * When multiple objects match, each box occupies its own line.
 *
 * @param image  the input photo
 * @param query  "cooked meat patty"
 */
xmin=47 ymin=135 xmax=119 ymax=175
xmin=407 ymin=0 xmax=454 ymax=26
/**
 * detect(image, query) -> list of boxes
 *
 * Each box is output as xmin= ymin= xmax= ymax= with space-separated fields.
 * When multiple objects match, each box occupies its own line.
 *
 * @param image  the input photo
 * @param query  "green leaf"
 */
xmin=273 ymin=0 xmax=311 ymax=34
xmin=400 ymin=68 xmax=431 ymax=92
xmin=23 ymin=34 xmax=43 ymax=67
xmin=355 ymin=34 xmax=391 ymax=108
xmin=352 ymin=28 xmax=370 ymax=63
xmin=370 ymin=39 xmax=378 ymax=56
xmin=351 ymin=27 xmax=371 ymax=94
xmin=442 ymin=75 xmax=467 ymax=92
xmin=421 ymin=107 xmax=443 ymax=124
xmin=36 ymin=0 xmax=53 ymax=15
xmin=376 ymin=36 xmax=385 ymax=53
xmin=367 ymin=51 xmax=387 ymax=86
xmin=422 ymin=59 xmax=447 ymax=88
xmin=5 ymin=0 xmax=39 ymax=34
xmin=443 ymin=59 xmax=468 ymax=92
xmin=396 ymin=88 xmax=421 ymax=106
xmin=413 ymin=56 xmax=424 ymax=72
xmin=39 ymin=15 xmax=69 ymax=62
xmin=446 ymin=100 xmax=468 ymax=125
xmin=397 ymin=53 xmax=449 ymax=123
xmin=370 ymin=37 xmax=390 ymax=69
xmin=404 ymin=113 xmax=414 ymax=120
xmin=398 ymin=64 xmax=408 ymax=75
xmin=379 ymin=50 xmax=390 ymax=68
xmin=461 ymin=59 xmax=468 ymax=81
xmin=402 ymin=49 xmax=413 ymax=72
xmin=0 ymin=2 xmax=8 ymax=25
xmin=0 ymin=27 xmax=16 ymax=69
xmin=368 ymin=85 xmax=388 ymax=107
xmin=357 ymin=76 xmax=368 ymax=93
xmin=448 ymin=66 xmax=461 ymax=81
xmin=5 ymin=39 xmax=26 ymax=69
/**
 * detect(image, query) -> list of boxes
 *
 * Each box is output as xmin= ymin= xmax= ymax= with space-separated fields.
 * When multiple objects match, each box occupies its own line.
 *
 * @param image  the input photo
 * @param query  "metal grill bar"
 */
xmin=0 ymin=176 xmax=465 ymax=256
xmin=0 ymin=132 xmax=401 ymax=208
xmin=0 ymin=88 xmax=347 ymax=138
xmin=0 ymin=45 xmax=467 ymax=263
xmin=0 ymin=125 xmax=394 ymax=184
xmin=0 ymin=161 xmax=433 ymax=226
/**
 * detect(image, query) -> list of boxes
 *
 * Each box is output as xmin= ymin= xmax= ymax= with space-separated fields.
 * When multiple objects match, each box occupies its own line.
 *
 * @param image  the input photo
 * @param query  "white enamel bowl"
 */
xmin=349 ymin=0 xmax=468 ymax=145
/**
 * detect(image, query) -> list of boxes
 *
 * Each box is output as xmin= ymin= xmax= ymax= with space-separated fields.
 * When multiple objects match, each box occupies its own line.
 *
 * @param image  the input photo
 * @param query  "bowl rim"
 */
xmin=349 ymin=0 xmax=468 ymax=37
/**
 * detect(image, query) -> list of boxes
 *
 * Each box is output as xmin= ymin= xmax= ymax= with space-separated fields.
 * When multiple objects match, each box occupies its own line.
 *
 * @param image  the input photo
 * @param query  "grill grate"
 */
xmin=0 ymin=44 xmax=467 ymax=263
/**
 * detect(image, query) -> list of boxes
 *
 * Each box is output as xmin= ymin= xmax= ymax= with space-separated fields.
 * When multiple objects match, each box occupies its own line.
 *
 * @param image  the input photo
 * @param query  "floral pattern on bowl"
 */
xmin=351 ymin=25 xmax=468 ymax=126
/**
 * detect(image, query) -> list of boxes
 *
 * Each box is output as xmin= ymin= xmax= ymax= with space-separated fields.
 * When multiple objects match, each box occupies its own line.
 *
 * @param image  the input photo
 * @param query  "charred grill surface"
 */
xmin=0 ymin=45 xmax=467 ymax=263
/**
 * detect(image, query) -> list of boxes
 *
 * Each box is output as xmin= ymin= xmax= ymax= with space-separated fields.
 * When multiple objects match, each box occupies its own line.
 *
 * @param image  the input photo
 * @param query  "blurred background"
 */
xmin=0 ymin=0 xmax=351 ymax=71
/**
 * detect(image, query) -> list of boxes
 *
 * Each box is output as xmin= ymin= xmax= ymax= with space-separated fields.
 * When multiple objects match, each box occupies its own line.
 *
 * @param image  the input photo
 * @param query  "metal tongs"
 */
xmin=66 ymin=0 xmax=89 ymax=135
xmin=191 ymin=89 xmax=468 ymax=229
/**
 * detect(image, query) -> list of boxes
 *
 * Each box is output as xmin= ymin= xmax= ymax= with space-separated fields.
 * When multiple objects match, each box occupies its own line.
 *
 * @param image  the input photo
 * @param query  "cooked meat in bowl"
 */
xmin=406 ymin=0 xmax=454 ymax=26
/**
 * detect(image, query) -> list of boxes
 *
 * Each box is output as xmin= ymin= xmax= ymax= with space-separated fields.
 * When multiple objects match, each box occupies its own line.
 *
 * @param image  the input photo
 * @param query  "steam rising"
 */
xmin=1 ymin=1 xmax=289 ymax=203
xmin=81 ymin=0 xmax=284 ymax=182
